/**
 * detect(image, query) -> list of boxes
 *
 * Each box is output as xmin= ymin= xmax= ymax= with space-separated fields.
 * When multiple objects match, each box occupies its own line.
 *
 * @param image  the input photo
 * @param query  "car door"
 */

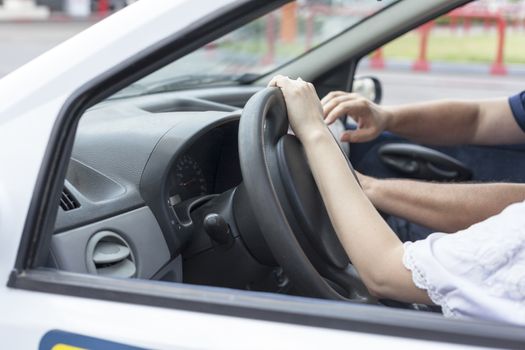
xmin=2 ymin=1 xmax=525 ymax=349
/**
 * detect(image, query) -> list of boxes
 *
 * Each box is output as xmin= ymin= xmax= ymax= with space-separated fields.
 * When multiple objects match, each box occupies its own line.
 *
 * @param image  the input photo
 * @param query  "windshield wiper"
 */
xmin=108 ymin=73 xmax=260 ymax=100
xmin=140 ymin=73 xmax=259 ymax=95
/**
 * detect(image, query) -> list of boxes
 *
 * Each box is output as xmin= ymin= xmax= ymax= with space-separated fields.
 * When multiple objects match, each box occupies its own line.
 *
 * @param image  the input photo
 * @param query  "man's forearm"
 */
xmin=384 ymin=100 xmax=480 ymax=145
xmin=384 ymin=98 xmax=522 ymax=146
xmin=363 ymin=178 xmax=525 ymax=232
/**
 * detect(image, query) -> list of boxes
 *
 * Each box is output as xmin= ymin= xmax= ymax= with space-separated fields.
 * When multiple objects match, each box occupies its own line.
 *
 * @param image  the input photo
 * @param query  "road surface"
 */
xmin=0 ymin=21 xmax=93 ymax=79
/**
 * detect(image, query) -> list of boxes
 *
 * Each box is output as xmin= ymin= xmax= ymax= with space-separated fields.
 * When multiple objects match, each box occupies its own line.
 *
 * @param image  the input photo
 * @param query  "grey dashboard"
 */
xmin=50 ymin=86 xmax=261 ymax=280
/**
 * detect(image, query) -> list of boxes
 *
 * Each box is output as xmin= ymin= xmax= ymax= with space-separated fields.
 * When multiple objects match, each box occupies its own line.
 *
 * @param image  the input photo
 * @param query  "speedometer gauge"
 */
xmin=173 ymin=155 xmax=208 ymax=201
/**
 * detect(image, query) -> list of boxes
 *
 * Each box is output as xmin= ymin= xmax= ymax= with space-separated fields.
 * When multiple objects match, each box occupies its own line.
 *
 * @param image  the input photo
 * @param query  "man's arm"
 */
xmin=321 ymin=92 xmax=525 ymax=145
xmin=385 ymin=99 xmax=525 ymax=145
xmin=360 ymin=174 xmax=525 ymax=232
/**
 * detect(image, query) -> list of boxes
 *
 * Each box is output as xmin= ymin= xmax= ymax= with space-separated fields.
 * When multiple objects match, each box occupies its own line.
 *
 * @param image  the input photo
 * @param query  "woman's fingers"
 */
xmin=307 ymin=82 xmax=316 ymax=94
xmin=268 ymin=75 xmax=282 ymax=87
xmin=269 ymin=75 xmax=289 ymax=87
xmin=270 ymin=76 xmax=317 ymax=99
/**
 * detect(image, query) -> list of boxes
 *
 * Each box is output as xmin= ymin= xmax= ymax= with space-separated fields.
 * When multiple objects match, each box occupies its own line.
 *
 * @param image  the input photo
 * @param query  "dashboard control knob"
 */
xmin=203 ymin=213 xmax=231 ymax=245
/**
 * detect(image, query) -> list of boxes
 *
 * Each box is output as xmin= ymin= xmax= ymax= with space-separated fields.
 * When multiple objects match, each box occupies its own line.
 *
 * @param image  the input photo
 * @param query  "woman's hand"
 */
xmin=268 ymin=75 xmax=326 ymax=140
xmin=321 ymin=91 xmax=391 ymax=143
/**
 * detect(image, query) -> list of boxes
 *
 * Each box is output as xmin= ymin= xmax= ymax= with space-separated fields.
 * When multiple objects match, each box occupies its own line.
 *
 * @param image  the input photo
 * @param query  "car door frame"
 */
xmin=7 ymin=0 xmax=525 ymax=348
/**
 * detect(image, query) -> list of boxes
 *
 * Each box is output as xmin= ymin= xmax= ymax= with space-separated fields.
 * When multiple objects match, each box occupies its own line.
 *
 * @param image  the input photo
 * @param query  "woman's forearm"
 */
xmin=301 ymin=128 xmax=430 ymax=303
xmin=363 ymin=178 xmax=525 ymax=232
xmin=269 ymin=76 xmax=430 ymax=303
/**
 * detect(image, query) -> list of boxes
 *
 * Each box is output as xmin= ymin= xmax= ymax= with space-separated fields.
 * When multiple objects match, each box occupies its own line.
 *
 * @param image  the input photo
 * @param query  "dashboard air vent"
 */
xmin=86 ymin=231 xmax=136 ymax=278
xmin=60 ymin=187 xmax=80 ymax=211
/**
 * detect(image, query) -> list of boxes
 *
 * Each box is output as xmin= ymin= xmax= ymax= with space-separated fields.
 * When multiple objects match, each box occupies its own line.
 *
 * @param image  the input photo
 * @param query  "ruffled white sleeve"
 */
xmin=402 ymin=200 xmax=525 ymax=325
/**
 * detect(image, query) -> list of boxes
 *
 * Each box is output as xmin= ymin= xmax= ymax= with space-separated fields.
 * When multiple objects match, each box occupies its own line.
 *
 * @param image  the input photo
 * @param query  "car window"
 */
xmin=354 ymin=1 xmax=524 ymax=105
xmin=116 ymin=0 xmax=398 ymax=98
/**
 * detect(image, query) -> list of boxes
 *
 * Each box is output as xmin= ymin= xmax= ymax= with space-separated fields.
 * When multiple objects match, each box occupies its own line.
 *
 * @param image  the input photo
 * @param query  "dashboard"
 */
xmin=47 ymin=85 xmax=350 ymax=293
xmin=50 ymin=87 xmax=257 ymax=282
xmin=167 ymin=122 xmax=241 ymax=206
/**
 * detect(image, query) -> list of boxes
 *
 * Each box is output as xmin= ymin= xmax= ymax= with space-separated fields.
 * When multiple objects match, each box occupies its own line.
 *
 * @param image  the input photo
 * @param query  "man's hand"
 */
xmin=321 ymin=91 xmax=391 ymax=143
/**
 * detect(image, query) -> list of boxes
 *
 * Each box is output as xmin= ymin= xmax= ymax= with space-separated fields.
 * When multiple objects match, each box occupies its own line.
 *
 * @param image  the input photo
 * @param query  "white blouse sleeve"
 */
xmin=402 ymin=200 xmax=525 ymax=325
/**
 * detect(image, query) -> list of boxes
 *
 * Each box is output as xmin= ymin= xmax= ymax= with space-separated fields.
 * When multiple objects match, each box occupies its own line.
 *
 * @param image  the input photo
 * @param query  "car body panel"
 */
xmin=2 ymin=283 xmax=489 ymax=349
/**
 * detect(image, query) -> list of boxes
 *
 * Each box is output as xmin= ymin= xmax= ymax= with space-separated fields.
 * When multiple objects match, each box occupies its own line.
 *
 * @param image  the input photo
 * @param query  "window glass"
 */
xmin=118 ymin=0 xmax=397 ymax=97
xmin=355 ymin=1 xmax=525 ymax=104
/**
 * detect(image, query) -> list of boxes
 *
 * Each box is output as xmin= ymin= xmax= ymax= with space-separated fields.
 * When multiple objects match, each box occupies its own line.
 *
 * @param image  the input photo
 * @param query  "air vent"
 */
xmin=60 ymin=187 xmax=80 ymax=211
xmin=86 ymin=231 xmax=136 ymax=278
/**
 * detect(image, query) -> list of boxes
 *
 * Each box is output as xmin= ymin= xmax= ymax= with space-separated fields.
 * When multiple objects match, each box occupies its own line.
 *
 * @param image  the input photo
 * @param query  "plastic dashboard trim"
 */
xmin=139 ymin=113 xmax=241 ymax=257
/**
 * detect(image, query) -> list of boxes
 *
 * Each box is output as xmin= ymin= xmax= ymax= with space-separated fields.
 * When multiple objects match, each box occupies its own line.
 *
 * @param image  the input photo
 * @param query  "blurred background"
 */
xmin=1 ymin=0 xmax=524 ymax=104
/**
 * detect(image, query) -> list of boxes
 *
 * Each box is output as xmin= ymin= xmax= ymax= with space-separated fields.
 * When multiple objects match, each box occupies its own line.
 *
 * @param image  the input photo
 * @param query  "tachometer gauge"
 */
xmin=173 ymin=155 xmax=207 ymax=201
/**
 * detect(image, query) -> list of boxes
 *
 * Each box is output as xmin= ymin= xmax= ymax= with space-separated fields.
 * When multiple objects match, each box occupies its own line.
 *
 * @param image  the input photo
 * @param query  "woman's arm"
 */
xmin=269 ymin=76 xmax=431 ymax=303
xmin=360 ymin=175 xmax=525 ymax=233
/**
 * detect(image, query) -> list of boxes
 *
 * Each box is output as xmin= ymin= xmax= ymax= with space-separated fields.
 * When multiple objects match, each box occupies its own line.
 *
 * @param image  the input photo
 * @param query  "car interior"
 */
xmin=45 ymin=0 xmax=522 ymax=314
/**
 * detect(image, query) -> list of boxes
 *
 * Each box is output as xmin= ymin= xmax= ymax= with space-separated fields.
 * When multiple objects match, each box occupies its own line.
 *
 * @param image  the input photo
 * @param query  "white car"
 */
xmin=1 ymin=0 xmax=524 ymax=349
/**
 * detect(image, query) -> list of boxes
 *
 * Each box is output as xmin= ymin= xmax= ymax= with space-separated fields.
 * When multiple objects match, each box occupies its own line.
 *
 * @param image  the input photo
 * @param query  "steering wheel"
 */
xmin=238 ymin=87 xmax=374 ymax=302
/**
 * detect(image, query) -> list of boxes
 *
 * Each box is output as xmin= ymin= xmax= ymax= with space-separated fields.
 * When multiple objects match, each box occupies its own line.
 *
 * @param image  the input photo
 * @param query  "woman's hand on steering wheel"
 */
xmin=268 ymin=75 xmax=325 ymax=141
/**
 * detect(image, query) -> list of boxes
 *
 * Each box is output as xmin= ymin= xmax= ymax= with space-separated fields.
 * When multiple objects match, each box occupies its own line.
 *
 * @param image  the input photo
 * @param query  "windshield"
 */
xmin=118 ymin=0 xmax=397 ymax=97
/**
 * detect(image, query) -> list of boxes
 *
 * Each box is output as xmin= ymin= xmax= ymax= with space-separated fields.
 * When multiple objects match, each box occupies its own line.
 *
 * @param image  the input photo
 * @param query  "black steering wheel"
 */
xmin=238 ymin=87 xmax=374 ymax=302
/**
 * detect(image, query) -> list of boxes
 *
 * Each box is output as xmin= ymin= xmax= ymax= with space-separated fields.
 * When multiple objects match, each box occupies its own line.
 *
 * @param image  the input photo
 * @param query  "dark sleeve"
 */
xmin=509 ymin=91 xmax=525 ymax=132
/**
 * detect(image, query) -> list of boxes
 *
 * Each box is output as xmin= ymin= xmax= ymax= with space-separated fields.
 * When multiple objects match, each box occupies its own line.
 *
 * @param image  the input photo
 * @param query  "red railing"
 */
xmin=369 ymin=5 xmax=515 ymax=75
xmin=454 ymin=8 xmax=507 ymax=75
xmin=97 ymin=0 xmax=110 ymax=17
xmin=261 ymin=3 xmax=523 ymax=76
xmin=290 ymin=2 xmax=525 ymax=75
